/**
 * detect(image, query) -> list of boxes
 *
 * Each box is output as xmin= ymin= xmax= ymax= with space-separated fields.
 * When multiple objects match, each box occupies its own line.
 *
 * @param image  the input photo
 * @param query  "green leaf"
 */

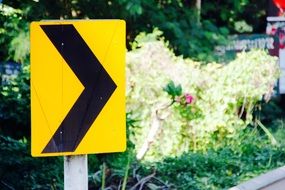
xmin=163 ymin=81 xmax=182 ymax=97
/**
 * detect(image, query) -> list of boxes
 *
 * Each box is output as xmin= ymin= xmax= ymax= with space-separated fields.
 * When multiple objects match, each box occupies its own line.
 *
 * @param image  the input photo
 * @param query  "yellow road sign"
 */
xmin=31 ymin=20 xmax=126 ymax=157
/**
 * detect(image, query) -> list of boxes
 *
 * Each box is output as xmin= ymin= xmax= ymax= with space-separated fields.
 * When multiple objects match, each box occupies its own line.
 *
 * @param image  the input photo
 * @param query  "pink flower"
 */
xmin=271 ymin=27 xmax=277 ymax=35
xmin=185 ymin=93 xmax=194 ymax=104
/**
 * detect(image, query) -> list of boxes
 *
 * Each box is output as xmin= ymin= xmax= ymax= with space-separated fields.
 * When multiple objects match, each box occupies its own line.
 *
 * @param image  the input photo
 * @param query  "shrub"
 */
xmin=142 ymin=128 xmax=285 ymax=190
xmin=0 ymin=135 xmax=63 ymax=189
xmin=127 ymin=31 xmax=279 ymax=161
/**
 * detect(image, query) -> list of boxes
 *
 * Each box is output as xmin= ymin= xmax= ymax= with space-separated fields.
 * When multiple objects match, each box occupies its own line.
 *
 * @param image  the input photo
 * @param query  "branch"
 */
xmin=1 ymin=181 xmax=15 ymax=190
xmin=129 ymin=173 xmax=156 ymax=190
xmin=136 ymin=101 xmax=172 ymax=160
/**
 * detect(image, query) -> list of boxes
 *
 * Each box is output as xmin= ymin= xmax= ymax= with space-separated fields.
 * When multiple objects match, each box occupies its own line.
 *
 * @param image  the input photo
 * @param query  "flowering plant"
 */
xmin=127 ymin=31 xmax=279 ymax=160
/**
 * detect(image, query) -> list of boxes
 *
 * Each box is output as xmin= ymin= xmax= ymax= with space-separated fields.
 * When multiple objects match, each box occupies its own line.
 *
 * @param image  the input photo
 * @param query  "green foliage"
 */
xmin=88 ymin=127 xmax=285 ymax=190
xmin=254 ymin=97 xmax=285 ymax=129
xmin=2 ymin=0 xmax=228 ymax=62
xmin=0 ymin=62 xmax=30 ymax=139
xmin=0 ymin=135 xmax=63 ymax=189
xmin=127 ymin=33 xmax=279 ymax=160
xmin=141 ymin=128 xmax=285 ymax=190
xmin=175 ymin=100 xmax=203 ymax=122
xmin=0 ymin=2 xmax=283 ymax=189
xmin=0 ymin=4 xmax=30 ymax=139
xmin=0 ymin=0 xmax=270 ymax=63
xmin=8 ymin=31 xmax=29 ymax=63
xmin=202 ymin=0 xmax=267 ymax=34
xmin=1 ymin=127 xmax=285 ymax=190
xmin=0 ymin=4 xmax=29 ymax=62
xmin=88 ymin=113 xmax=137 ymax=189
xmin=163 ymin=81 xmax=182 ymax=99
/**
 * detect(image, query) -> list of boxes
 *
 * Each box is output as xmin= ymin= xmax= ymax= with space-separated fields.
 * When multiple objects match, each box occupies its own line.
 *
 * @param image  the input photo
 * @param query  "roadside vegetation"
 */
xmin=1 ymin=1 xmax=284 ymax=189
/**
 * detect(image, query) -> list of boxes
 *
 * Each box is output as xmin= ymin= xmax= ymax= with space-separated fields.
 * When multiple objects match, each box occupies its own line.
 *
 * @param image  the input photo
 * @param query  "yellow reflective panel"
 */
xmin=31 ymin=20 xmax=126 ymax=157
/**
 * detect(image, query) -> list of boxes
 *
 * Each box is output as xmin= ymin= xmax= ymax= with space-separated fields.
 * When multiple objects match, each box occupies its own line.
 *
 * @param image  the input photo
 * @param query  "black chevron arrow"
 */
xmin=40 ymin=24 xmax=117 ymax=153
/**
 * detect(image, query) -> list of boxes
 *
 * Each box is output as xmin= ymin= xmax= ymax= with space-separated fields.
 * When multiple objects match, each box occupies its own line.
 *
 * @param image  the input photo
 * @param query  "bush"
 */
xmin=0 ymin=135 xmax=63 ymax=189
xmin=142 ymin=128 xmax=285 ymax=190
xmin=127 ymin=31 xmax=279 ymax=160
xmin=86 ymin=127 xmax=285 ymax=190
xmin=1 ymin=127 xmax=285 ymax=190
xmin=0 ymin=62 xmax=30 ymax=139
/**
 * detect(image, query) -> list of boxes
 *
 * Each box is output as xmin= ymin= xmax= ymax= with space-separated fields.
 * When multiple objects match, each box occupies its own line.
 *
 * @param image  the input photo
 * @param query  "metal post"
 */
xmin=279 ymin=48 xmax=285 ymax=94
xmin=64 ymin=155 xmax=88 ymax=190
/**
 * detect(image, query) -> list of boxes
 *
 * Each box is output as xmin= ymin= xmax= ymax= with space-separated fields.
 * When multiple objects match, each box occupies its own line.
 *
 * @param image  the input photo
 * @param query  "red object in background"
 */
xmin=273 ymin=0 xmax=285 ymax=9
xmin=273 ymin=0 xmax=285 ymax=15
xmin=280 ymin=32 xmax=285 ymax=49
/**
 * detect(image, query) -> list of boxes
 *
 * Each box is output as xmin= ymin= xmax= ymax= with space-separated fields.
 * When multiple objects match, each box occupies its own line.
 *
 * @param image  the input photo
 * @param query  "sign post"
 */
xmin=64 ymin=155 xmax=88 ymax=190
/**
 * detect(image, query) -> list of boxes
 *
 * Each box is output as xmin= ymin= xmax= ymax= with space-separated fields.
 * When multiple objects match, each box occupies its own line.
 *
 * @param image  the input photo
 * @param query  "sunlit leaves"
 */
xmin=127 ymin=33 xmax=279 ymax=160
